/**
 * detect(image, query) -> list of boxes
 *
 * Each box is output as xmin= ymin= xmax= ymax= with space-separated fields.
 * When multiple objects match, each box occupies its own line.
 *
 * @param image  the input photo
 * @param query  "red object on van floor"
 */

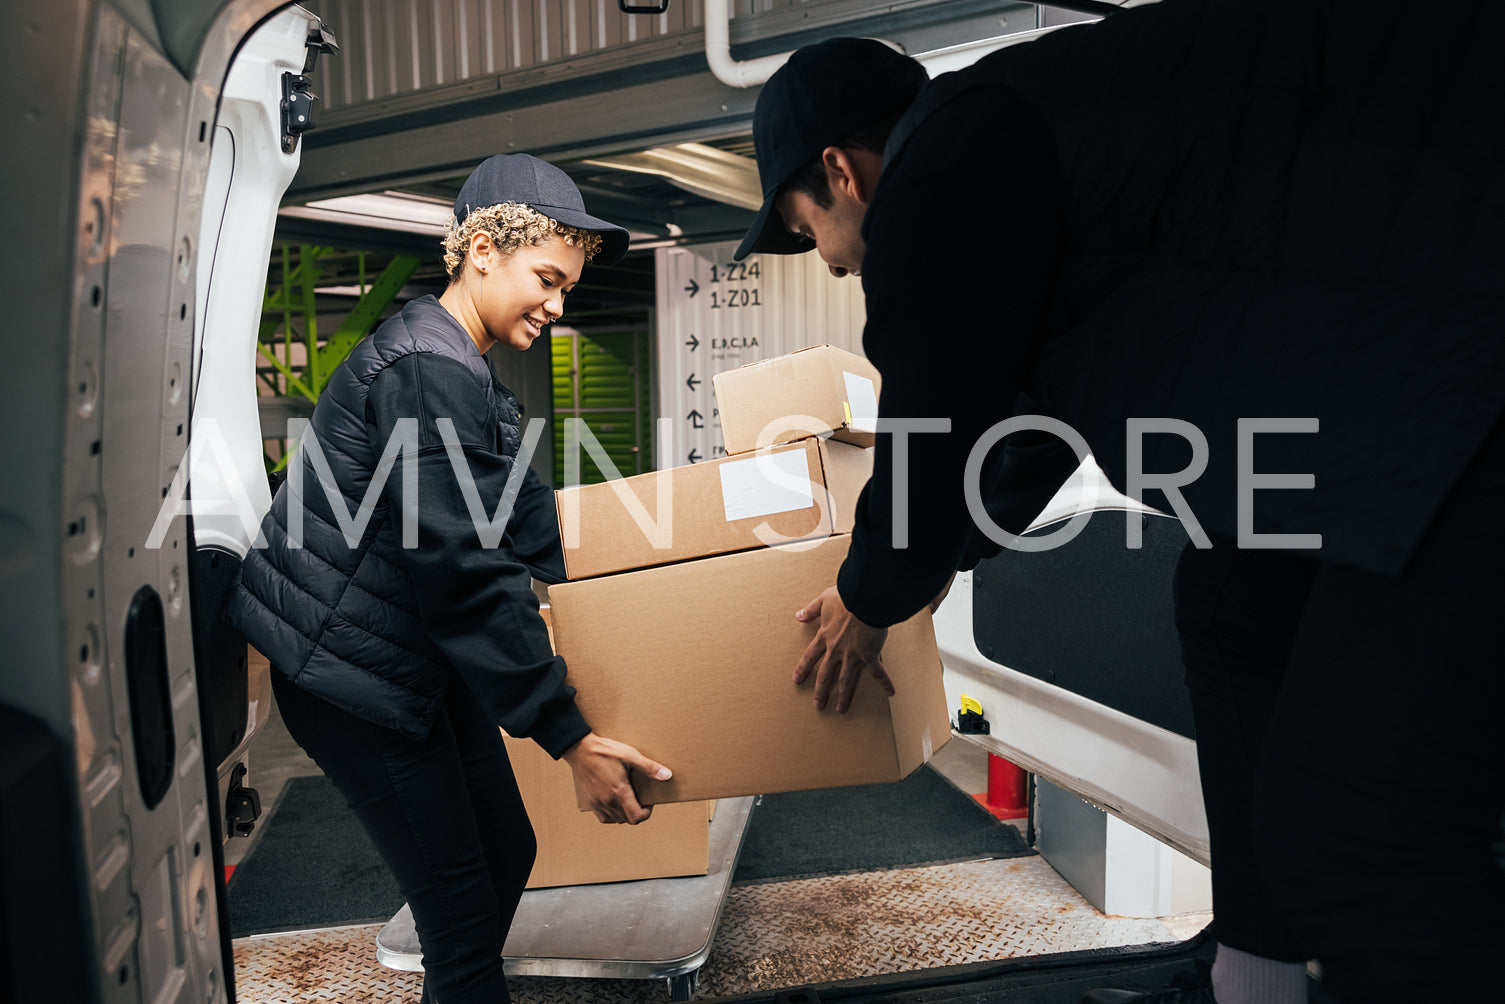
xmin=972 ymin=753 xmax=1029 ymax=820
xmin=223 ymin=865 xmax=235 ymax=883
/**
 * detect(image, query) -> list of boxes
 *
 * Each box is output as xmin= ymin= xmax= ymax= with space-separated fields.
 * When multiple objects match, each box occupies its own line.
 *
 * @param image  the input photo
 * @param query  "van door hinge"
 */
xmin=280 ymin=19 xmax=339 ymax=154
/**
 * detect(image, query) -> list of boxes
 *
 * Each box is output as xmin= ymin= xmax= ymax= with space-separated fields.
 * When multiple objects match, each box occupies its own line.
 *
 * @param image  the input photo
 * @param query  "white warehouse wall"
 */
xmin=654 ymin=239 xmax=868 ymax=470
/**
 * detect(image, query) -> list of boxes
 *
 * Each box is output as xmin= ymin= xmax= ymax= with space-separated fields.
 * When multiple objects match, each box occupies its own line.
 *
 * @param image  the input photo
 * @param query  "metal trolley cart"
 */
xmin=375 ymin=796 xmax=756 ymax=1001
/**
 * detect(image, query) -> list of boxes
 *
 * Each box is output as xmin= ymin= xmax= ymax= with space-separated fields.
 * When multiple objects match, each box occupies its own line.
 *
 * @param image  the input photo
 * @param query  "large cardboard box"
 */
xmin=503 ymin=734 xmax=712 ymax=888
xmin=548 ymin=535 xmax=950 ymax=806
xmin=555 ymin=437 xmax=873 ymax=579
xmin=713 ymin=345 xmax=882 ymax=455
xmin=512 ymin=603 xmax=712 ymax=888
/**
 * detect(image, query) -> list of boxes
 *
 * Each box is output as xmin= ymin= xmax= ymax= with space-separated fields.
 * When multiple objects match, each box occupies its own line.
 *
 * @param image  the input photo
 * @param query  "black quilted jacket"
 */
xmin=226 ymin=295 xmax=589 ymax=756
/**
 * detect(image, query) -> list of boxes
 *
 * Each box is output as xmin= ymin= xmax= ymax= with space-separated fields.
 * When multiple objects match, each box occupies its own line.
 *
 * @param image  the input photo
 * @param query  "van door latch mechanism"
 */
xmin=226 ymin=762 xmax=262 ymax=837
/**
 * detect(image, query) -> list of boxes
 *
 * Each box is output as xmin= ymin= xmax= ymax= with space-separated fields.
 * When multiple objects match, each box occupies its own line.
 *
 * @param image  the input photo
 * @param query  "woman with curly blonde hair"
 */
xmin=228 ymin=153 xmax=665 ymax=1004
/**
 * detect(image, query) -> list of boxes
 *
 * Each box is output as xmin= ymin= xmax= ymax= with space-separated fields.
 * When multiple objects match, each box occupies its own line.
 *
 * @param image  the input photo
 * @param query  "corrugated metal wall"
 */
xmin=303 ymin=0 xmax=795 ymax=110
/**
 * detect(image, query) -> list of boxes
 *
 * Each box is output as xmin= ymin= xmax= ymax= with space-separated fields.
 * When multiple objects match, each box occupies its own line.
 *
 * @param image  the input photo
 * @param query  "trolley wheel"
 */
xmin=666 ymin=969 xmax=698 ymax=1001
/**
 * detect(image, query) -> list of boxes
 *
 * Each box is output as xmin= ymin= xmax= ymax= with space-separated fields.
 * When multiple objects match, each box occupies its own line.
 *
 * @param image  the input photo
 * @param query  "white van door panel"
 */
xmin=936 ymin=460 xmax=1210 ymax=865
xmin=192 ymin=7 xmax=313 ymax=559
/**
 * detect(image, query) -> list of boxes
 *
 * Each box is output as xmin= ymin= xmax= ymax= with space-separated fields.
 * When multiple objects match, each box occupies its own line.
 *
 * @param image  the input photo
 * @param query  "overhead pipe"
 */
xmin=703 ymin=0 xmax=909 ymax=88
xmin=703 ymin=0 xmax=797 ymax=89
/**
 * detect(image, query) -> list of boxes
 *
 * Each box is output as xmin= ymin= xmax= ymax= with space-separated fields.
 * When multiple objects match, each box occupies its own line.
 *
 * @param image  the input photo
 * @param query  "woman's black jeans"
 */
xmin=270 ymin=670 xmax=535 ymax=1003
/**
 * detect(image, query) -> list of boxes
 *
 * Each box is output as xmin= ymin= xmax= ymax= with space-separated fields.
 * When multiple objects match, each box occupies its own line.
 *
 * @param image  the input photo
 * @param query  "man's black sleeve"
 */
xmin=957 ymin=422 xmax=1085 ymax=572
xmin=367 ymin=352 xmax=589 ymax=758
xmin=838 ymin=84 xmax=1067 ymax=627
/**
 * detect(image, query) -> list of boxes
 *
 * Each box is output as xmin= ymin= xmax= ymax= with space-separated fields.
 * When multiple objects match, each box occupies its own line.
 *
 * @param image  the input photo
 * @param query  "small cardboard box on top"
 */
xmin=514 ymin=605 xmax=713 ymax=889
xmin=555 ymin=436 xmax=873 ymax=580
xmin=547 ymin=535 xmax=951 ymax=807
xmin=713 ymin=344 xmax=882 ymax=456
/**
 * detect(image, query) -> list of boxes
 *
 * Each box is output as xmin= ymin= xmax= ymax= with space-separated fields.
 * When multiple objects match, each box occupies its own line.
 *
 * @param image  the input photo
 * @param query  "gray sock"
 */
xmin=1210 ymin=943 xmax=1308 ymax=1004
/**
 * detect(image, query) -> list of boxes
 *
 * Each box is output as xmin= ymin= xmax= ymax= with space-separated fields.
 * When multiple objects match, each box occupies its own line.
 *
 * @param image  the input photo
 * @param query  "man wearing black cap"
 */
xmin=737 ymin=36 xmax=1071 ymax=708
xmin=737 ymin=4 xmax=1505 ymax=1003
xmin=228 ymin=153 xmax=669 ymax=1003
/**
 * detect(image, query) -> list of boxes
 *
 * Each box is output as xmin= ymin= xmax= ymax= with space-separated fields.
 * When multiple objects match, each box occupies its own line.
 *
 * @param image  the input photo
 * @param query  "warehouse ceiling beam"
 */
xmin=286 ymin=0 xmax=1040 ymax=204
xmin=287 ymin=67 xmax=762 ymax=204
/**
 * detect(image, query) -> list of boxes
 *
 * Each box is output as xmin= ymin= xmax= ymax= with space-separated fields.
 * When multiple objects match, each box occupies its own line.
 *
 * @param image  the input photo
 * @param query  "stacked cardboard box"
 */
xmin=551 ymin=535 xmax=949 ymax=806
xmin=505 ymin=733 xmax=713 ymax=888
xmin=508 ymin=607 xmax=714 ymax=888
xmin=551 ymin=344 xmax=949 ymax=809
xmin=555 ymin=344 xmax=884 ymax=580
xmin=712 ymin=344 xmax=882 ymax=455
xmin=556 ymin=435 xmax=873 ymax=579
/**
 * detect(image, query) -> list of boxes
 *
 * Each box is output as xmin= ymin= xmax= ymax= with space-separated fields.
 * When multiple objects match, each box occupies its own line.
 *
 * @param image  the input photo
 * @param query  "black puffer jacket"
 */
xmin=226 ymin=295 xmax=589 ymax=757
xmin=840 ymin=0 xmax=1505 ymax=626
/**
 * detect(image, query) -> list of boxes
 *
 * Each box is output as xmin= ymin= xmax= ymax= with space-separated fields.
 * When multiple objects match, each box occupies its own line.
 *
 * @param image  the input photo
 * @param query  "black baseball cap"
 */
xmin=733 ymin=38 xmax=927 ymax=262
xmin=454 ymin=153 xmax=631 ymax=265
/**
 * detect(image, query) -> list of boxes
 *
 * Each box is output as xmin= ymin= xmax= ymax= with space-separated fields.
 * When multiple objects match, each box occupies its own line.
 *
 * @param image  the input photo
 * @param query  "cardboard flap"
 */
xmin=883 ymin=610 xmax=952 ymax=777
xmin=816 ymin=440 xmax=875 ymax=531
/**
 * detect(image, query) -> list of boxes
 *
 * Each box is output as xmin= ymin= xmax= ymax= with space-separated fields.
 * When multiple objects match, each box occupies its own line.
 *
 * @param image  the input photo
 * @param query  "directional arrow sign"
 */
xmin=684 ymin=277 xmax=700 ymax=298
xmin=686 ymin=373 xmax=700 ymax=392
xmin=688 ymin=449 xmax=702 ymax=464
xmin=685 ymin=333 xmax=699 ymax=352
xmin=687 ymin=409 xmax=704 ymax=429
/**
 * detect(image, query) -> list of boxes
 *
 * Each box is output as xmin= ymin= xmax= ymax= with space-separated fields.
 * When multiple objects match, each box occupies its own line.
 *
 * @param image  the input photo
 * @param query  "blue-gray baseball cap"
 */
xmin=454 ymin=153 xmax=631 ymax=265
xmin=734 ymin=38 xmax=927 ymax=262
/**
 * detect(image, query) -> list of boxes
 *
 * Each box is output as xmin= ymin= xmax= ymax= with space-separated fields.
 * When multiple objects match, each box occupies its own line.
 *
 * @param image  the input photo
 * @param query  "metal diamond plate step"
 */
xmin=233 ymin=856 xmax=1206 ymax=1002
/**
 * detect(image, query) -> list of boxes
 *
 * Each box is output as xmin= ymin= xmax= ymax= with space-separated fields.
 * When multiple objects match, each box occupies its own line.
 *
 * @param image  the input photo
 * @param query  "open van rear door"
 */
xmin=189 ymin=4 xmax=337 ymax=846
xmin=0 ymin=3 xmax=328 ymax=1002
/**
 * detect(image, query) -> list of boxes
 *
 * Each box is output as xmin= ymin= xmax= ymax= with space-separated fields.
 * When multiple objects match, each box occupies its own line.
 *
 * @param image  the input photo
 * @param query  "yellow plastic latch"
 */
xmin=842 ymin=401 xmax=853 ymax=426
xmin=958 ymin=694 xmax=983 ymax=717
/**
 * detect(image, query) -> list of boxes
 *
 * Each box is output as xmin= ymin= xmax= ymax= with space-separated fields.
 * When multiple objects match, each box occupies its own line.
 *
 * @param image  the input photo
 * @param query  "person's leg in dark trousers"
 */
xmin=270 ymin=671 xmax=536 ymax=1004
xmin=1173 ymin=543 xmax=1318 ymax=1002
xmin=440 ymin=676 xmax=539 ymax=961
xmin=1255 ymin=420 xmax=1505 ymax=1002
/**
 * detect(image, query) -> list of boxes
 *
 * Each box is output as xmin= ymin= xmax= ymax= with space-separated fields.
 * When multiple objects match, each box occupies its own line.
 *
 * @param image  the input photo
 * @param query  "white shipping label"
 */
xmin=843 ymin=371 xmax=880 ymax=433
xmin=719 ymin=450 xmax=815 ymax=522
xmin=922 ymin=725 xmax=934 ymax=763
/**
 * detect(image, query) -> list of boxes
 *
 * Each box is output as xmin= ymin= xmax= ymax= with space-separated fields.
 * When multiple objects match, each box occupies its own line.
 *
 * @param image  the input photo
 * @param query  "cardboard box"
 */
xmin=510 ymin=607 xmax=712 ymax=888
xmin=548 ymin=535 xmax=950 ymax=806
xmin=555 ymin=437 xmax=873 ymax=579
xmin=503 ymin=734 xmax=712 ymax=888
xmin=713 ymin=345 xmax=882 ymax=455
